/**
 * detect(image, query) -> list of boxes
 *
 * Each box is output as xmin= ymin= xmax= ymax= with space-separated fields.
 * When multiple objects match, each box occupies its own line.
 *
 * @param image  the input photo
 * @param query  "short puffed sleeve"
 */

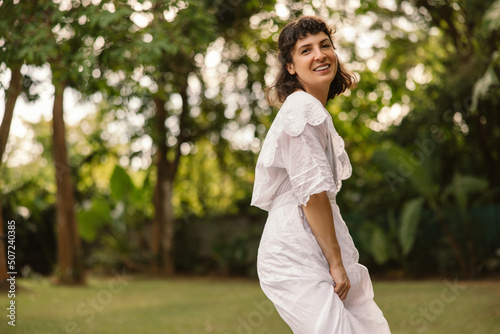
xmin=251 ymin=91 xmax=352 ymax=211
xmin=279 ymin=119 xmax=336 ymax=206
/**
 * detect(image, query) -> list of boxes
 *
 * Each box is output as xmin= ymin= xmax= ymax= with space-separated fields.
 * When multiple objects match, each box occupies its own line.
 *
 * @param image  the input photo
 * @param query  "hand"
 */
xmin=330 ymin=264 xmax=351 ymax=300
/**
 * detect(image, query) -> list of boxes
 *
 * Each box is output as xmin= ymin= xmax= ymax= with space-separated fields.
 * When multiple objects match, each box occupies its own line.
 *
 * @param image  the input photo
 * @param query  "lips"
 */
xmin=313 ymin=64 xmax=330 ymax=71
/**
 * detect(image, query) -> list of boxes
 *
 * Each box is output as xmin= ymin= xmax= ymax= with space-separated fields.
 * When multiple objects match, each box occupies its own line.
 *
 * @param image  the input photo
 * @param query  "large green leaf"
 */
xmin=91 ymin=197 xmax=112 ymax=219
xmin=471 ymin=52 xmax=499 ymax=111
xmin=77 ymin=211 xmax=98 ymax=242
xmin=131 ymin=169 xmax=152 ymax=206
xmin=110 ymin=164 xmax=136 ymax=202
xmin=442 ymin=173 xmax=489 ymax=217
xmin=77 ymin=198 xmax=112 ymax=242
xmin=399 ymin=197 xmax=424 ymax=256
xmin=371 ymin=226 xmax=390 ymax=265
xmin=373 ymin=142 xmax=436 ymax=200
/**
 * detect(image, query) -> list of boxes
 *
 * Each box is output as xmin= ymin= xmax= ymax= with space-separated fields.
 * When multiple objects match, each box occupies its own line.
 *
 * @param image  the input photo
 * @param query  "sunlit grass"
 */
xmin=0 ymin=275 xmax=498 ymax=333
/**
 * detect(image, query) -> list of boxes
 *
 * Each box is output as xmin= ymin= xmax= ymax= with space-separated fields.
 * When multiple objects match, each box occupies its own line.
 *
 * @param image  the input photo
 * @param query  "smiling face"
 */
xmin=286 ymin=32 xmax=338 ymax=96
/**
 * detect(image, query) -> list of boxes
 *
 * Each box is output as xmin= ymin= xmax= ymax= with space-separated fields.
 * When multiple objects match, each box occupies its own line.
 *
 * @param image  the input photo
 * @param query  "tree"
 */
xmin=0 ymin=0 xmax=55 ymax=287
xmin=94 ymin=0 xmax=220 ymax=275
xmin=47 ymin=3 xmax=88 ymax=284
xmin=46 ymin=0 xmax=138 ymax=283
xmin=0 ymin=0 xmax=120 ymax=284
xmin=95 ymin=0 xmax=281 ymax=275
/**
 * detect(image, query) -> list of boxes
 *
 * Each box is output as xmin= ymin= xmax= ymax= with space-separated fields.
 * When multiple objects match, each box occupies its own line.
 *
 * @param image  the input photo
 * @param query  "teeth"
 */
xmin=314 ymin=65 xmax=329 ymax=71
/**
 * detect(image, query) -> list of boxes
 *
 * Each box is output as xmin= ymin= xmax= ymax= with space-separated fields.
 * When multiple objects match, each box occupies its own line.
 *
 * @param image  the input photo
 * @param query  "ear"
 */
xmin=286 ymin=63 xmax=295 ymax=75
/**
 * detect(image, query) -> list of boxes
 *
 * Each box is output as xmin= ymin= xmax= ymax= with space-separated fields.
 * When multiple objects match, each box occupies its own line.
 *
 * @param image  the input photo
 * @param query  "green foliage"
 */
xmin=359 ymin=197 xmax=423 ymax=268
xmin=110 ymin=165 xmax=136 ymax=202
xmin=77 ymin=163 xmax=153 ymax=270
xmin=174 ymin=139 xmax=255 ymax=218
xmin=483 ymin=0 xmax=500 ymax=32
xmin=441 ymin=173 xmax=489 ymax=219
xmin=399 ymin=197 xmax=424 ymax=256
xmin=0 ymin=150 xmax=57 ymax=275
xmin=471 ymin=51 xmax=500 ymax=111
xmin=373 ymin=142 xmax=437 ymax=201
xmin=77 ymin=198 xmax=111 ymax=242
xmin=370 ymin=225 xmax=390 ymax=265
xmin=212 ymin=236 xmax=251 ymax=276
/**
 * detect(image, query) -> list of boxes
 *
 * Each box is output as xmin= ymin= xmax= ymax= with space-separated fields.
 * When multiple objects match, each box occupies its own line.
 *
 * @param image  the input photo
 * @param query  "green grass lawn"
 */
xmin=0 ymin=274 xmax=498 ymax=333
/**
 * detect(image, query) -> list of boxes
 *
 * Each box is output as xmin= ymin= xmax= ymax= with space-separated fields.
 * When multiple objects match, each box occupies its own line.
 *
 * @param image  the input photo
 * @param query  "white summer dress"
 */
xmin=251 ymin=91 xmax=391 ymax=333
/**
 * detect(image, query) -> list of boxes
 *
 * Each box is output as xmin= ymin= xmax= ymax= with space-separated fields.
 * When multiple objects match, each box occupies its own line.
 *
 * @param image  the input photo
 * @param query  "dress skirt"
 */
xmin=257 ymin=191 xmax=391 ymax=334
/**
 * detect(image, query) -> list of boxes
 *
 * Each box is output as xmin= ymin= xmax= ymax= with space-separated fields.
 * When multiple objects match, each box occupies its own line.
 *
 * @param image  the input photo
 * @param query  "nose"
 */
xmin=313 ymin=47 xmax=326 ymax=61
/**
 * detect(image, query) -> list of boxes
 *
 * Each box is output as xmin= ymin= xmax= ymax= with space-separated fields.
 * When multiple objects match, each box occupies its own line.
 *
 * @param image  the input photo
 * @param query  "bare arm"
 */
xmin=301 ymin=191 xmax=351 ymax=300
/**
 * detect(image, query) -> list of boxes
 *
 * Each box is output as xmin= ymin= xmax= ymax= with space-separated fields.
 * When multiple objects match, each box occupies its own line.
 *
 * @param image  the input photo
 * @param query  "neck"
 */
xmin=305 ymin=86 xmax=329 ymax=107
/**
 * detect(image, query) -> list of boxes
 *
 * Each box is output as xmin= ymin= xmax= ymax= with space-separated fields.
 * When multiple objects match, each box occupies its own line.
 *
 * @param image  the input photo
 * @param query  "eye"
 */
xmin=322 ymin=43 xmax=331 ymax=49
xmin=301 ymin=48 xmax=310 ymax=54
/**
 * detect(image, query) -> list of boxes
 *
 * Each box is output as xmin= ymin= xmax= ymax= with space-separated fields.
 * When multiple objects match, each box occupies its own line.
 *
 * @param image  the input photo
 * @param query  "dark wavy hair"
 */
xmin=266 ymin=16 xmax=356 ymax=106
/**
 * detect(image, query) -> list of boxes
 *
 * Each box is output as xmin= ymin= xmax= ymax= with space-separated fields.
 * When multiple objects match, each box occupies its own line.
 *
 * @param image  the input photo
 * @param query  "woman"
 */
xmin=251 ymin=16 xmax=391 ymax=333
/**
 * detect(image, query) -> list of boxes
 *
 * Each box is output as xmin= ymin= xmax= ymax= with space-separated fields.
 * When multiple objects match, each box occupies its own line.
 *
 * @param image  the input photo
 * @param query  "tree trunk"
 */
xmin=0 ymin=65 xmax=22 ymax=289
xmin=0 ymin=66 xmax=21 ymax=161
xmin=161 ymin=177 xmax=175 ymax=275
xmin=151 ymin=97 xmax=175 ymax=276
xmin=52 ymin=81 xmax=84 ymax=285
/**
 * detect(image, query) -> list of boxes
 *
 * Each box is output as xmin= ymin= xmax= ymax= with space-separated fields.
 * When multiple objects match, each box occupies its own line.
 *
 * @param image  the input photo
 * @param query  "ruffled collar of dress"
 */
xmin=277 ymin=90 xmax=336 ymax=137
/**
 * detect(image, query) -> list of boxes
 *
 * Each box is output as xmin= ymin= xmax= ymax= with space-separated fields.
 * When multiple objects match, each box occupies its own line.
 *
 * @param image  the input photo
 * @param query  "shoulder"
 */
xmin=278 ymin=91 xmax=332 ymax=137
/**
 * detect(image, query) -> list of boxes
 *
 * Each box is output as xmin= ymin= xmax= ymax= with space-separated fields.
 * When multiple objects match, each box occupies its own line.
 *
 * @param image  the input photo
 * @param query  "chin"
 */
xmin=320 ymin=76 xmax=336 ymax=86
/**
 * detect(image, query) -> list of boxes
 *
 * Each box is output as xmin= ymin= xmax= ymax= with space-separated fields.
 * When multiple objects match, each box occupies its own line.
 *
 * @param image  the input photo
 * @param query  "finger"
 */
xmin=338 ymin=288 xmax=347 ymax=300
xmin=342 ymin=285 xmax=350 ymax=299
xmin=336 ymin=282 xmax=349 ymax=293
xmin=339 ymin=284 xmax=351 ymax=300
xmin=344 ymin=286 xmax=350 ymax=299
xmin=334 ymin=285 xmax=346 ymax=299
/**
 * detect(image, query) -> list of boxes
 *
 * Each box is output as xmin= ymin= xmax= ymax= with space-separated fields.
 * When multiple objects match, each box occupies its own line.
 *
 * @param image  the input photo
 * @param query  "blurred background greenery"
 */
xmin=0 ymin=0 xmax=499 ymax=287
